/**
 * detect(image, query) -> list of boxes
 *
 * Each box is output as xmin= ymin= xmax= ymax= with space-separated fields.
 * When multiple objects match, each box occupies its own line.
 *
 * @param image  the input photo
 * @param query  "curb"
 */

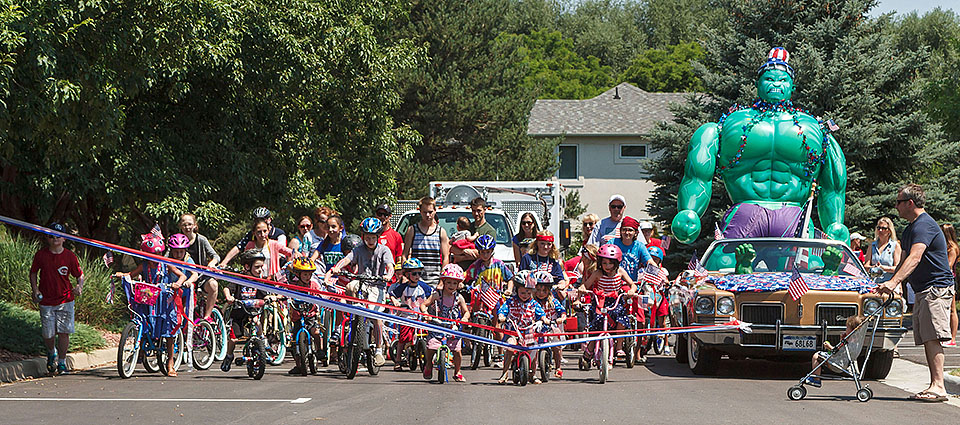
xmin=0 ymin=347 xmax=116 ymax=384
xmin=946 ymin=371 xmax=960 ymax=395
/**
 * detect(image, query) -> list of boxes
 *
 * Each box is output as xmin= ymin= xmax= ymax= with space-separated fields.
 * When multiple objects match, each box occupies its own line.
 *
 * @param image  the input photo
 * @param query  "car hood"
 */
xmin=710 ymin=272 xmax=876 ymax=294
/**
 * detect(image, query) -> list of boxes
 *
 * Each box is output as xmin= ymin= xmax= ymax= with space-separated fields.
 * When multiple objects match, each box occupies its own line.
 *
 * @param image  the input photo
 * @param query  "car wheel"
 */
xmin=687 ymin=335 xmax=720 ymax=375
xmin=860 ymin=350 xmax=894 ymax=380
xmin=675 ymin=333 xmax=689 ymax=364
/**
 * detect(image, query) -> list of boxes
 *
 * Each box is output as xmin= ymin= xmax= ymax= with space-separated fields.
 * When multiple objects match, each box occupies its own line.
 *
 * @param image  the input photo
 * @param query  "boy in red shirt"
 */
xmin=29 ymin=223 xmax=85 ymax=375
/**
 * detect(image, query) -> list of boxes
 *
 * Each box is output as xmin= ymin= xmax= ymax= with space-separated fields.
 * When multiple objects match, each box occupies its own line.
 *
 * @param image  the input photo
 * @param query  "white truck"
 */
xmin=391 ymin=181 xmax=570 ymax=271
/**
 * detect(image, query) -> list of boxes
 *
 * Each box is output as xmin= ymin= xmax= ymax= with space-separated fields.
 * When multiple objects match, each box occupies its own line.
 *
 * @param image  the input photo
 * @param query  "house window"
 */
xmin=619 ymin=144 xmax=647 ymax=159
xmin=558 ymin=145 xmax=578 ymax=179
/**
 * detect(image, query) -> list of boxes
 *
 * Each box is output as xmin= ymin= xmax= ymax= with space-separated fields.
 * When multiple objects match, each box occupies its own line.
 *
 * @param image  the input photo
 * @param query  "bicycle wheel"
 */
xmin=483 ymin=342 xmax=490 ymax=367
xmin=157 ymin=331 xmax=184 ymax=376
xmin=538 ymin=350 xmax=550 ymax=383
xmin=437 ymin=346 xmax=448 ymax=384
xmin=296 ymin=332 xmax=309 ymax=376
xmin=624 ymin=333 xmax=636 ymax=369
xmin=404 ymin=345 xmax=419 ymax=372
xmin=117 ymin=322 xmax=141 ymax=378
xmin=142 ymin=339 xmax=160 ymax=373
xmin=212 ymin=308 xmax=228 ymax=361
xmin=518 ymin=354 xmax=529 ymax=386
xmin=470 ymin=327 xmax=485 ymax=370
xmin=307 ymin=338 xmax=317 ymax=375
xmin=191 ymin=320 xmax=216 ymax=370
xmin=416 ymin=338 xmax=428 ymax=372
xmin=599 ymin=338 xmax=609 ymax=384
xmin=263 ymin=306 xmax=287 ymax=365
xmin=367 ymin=325 xmax=381 ymax=376
xmin=344 ymin=318 xmax=361 ymax=379
xmin=248 ymin=338 xmax=266 ymax=380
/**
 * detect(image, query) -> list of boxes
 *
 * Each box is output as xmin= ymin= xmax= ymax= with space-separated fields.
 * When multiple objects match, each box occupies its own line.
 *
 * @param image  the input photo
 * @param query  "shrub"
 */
xmin=0 ymin=301 xmax=105 ymax=354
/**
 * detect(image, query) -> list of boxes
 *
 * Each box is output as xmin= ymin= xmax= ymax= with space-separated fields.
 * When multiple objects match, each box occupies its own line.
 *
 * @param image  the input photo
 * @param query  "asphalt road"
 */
xmin=1 ymin=348 xmax=957 ymax=424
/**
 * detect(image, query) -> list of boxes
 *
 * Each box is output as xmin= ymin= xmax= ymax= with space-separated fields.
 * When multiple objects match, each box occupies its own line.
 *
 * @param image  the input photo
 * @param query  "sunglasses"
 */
xmin=876 ymin=226 xmax=889 ymax=231
xmin=299 ymin=224 xmax=313 ymax=229
xmin=408 ymin=271 xmax=423 ymax=276
xmin=895 ymin=199 xmax=909 ymax=205
xmin=610 ymin=204 xmax=624 ymax=209
xmin=376 ymin=211 xmax=390 ymax=217
xmin=521 ymin=221 xmax=534 ymax=225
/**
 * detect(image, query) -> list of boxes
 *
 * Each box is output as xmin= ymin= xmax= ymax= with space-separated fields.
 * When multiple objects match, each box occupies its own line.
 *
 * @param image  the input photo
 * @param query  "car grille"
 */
xmin=739 ymin=304 xmax=783 ymax=325
xmin=816 ymin=304 xmax=858 ymax=327
xmin=881 ymin=318 xmax=901 ymax=328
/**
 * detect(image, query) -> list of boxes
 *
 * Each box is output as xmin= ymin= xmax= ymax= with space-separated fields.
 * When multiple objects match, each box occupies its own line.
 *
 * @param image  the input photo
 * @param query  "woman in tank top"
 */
xmin=865 ymin=217 xmax=904 ymax=299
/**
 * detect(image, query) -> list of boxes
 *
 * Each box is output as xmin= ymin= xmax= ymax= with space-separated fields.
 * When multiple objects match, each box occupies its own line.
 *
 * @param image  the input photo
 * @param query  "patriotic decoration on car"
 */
xmin=788 ymin=265 xmax=808 ymax=301
xmin=712 ymin=272 xmax=875 ymax=294
xmin=714 ymin=223 xmax=724 ymax=240
xmin=688 ymin=252 xmax=709 ymax=278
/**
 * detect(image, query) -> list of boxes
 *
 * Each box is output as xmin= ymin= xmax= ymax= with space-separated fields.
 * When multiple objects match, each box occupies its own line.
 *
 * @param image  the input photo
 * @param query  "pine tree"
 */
xmin=645 ymin=0 xmax=947 ymax=267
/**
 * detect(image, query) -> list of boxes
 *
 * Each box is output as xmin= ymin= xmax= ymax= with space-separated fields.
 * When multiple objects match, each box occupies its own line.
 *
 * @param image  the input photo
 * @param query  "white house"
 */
xmin=527 ymin=82 xmax=688 ymax=221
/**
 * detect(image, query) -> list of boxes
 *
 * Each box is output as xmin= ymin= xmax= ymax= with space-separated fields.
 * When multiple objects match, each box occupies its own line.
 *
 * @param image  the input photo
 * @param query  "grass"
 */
xmin=0 ymin=301 xmax=105 ymax=355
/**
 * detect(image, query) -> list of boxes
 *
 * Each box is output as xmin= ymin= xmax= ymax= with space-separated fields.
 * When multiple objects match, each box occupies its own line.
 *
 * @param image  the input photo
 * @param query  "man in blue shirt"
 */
xmin=879 ymin=184 xmax=954 ymax=402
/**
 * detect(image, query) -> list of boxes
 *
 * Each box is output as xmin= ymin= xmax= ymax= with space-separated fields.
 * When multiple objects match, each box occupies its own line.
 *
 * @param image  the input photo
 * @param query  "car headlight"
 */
xmin=885 ymin=299 xmax=903 ymax=318
xmin=863 ymin=298 xmax=881 ymax=315
xmin=695 ymin=296 xmax=715 ymax=315
xmin=717 ymin=297 xmax=735 ymax=315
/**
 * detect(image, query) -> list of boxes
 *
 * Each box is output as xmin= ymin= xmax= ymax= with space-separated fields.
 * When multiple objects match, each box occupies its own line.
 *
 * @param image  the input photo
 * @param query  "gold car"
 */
xmin=674 ymin=238 xmax=906 ymax=377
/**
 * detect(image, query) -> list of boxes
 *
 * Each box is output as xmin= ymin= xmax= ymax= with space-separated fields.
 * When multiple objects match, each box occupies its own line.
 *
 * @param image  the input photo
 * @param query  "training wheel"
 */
xmin=856 ymin=388 xmax=872 ymax=402
xmin=787 ymin=386 xmax=806 ymax=401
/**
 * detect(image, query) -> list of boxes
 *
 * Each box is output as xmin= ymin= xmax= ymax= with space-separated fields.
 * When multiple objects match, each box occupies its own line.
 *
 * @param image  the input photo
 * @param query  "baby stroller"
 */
xmin=787 ymin=295 xmax=892 ymax=402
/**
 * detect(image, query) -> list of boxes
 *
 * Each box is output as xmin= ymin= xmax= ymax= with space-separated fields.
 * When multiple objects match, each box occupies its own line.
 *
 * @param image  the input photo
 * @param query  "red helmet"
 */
xmin=597 ymin=243 xmax=622 ymax=263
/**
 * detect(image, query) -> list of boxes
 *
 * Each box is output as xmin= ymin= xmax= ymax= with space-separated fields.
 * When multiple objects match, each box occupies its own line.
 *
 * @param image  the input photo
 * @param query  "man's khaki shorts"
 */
xmin=913 ymin=285 xmax=955 ymax=345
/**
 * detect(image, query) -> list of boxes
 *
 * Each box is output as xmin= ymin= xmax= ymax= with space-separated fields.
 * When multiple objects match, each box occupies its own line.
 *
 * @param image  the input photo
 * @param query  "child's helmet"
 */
xmin=140 ymin=234 xmax=165 ymax=254
xmin=291 ymin=258 xmax=317 ymax=272
xmin=648 ymin=245 xmax=664 ymax=261
xmin=167 ymin=233 xmax=190 ymax=249
xmin=240 ymin=249 xmax=266 ymax=266
xmin=597 ymin=243 xmax=622 ymax=263
xmin=360 ymin=217 xmax=383 ymax=235
xmin=402 ymin=258 xmax=425 ymax=270
xmin=521 ymin=270 xmax=539 ymax=289
xmin=531 ymin=270 xmax=554 ymax=286
xmin=476 ymin=234 xmax=496 ymax=250
xmin=252 ymin=207 xmax=271 ymax=219
xmin=439 ymin=263 xmax=465 ymax=281
xmin=340 ymin=234 xmax=362 ymax=254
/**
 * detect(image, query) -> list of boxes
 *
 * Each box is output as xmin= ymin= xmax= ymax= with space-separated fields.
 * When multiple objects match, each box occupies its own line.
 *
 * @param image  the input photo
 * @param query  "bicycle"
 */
xmin=116 ymin=277 xmax=184 ymax=378
xmin=505 ymin=319 xmax=542 ymax=386
xmin=232 ymin=299 xmax=269 ymax=380
xmin=427 ymin=319 xmax=457 ymax=384
xmin=334 ymin=271 xmax=391 ymax=379
xmin=290 ymin=299 xmax=321 ymax=376
xmin=194 ymin=278 xmax=229 ymax=362
xmin=402 ymin=328 xmax=429 ymax=372
xmin=578 ymin=291 xmax=626 ymax=384
xmin=468 ymin=309 xmax=495 ymax=370
xmin=260 ymin=295 xmax=288 ymax=366
xmin=178 ymin=283 xmax=217 ymax=371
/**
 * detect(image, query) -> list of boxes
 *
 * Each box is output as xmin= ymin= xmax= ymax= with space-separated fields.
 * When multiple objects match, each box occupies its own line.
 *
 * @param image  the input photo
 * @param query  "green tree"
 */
xmin=0 ymin=0 xmax=418 ymax=242
xmin=641 ymin=0 xmax=726 ymax=48
xmin=621 ymin=42 xmax=704 ymax=92
xmin=507 ymin=29 xmax=615 ymax=99
xmin=645 ymin=0 xmax=947 ymax=268
xmin=556 ymin=0 xmax=647 ymax=73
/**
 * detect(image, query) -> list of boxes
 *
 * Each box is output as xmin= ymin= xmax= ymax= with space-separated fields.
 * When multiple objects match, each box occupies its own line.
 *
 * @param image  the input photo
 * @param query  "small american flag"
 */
xmin=789 ymin=265 xmax=808 ymax=301
xmin=479 ymin=288 xmax=500 ymax=310
xmin=842 ymin=262 xmax=865 ymax=278
xmin=150 ymin=223 xmax=163 ymax=239
xmin=714 ymin=223 xmax=724 ymax=240
xmin=329 ymin=283 xmax=346 ymax=295
xmin=642 ymin=263 xmax=664 ymax=287
xmin=102 ymin=252 xmax=114 ymax=267
xmin=688 ymin=252 xmax=708 ymax=277
xmin=661 ymin=235 xmax=671 ymax=251
xmin=826 ymin=119 xmax=839 ymax=132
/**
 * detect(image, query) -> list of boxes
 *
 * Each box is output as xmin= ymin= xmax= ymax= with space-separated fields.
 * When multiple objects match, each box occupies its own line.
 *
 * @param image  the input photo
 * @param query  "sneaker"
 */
xmin=664 ymin=347 xmax=672 ymax=355
xmin=616 ymin=349 xmax=626 ymax=357
xmin=374 ymin=351 xmax=386 ymax=367
xmin=423 ymin=369 xmax=432 ymax=381
xmin=57 ymin=361 xmax=68 ymax=375
xmin=46 ymin=352 xmax=57 ymax=375
xmin=943 ymin=340 xmax=957 ymax=347
xmin=221 ymin=355 xmax=234 ymax=372
xmin=560 ymin=357 xmax=569 ymax=364
xmin=492 ymin=361 xmax=503 ymax=368
xmin=804 ymin=377 xmax=821 ymax=388
xmin=288 ymin=366 xmax=303 ymax=375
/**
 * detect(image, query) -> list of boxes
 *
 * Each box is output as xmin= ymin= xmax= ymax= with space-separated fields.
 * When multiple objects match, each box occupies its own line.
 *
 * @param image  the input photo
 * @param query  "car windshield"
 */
xmin=701 ymin=239 xmax=867 ymax=277
xmin=396 ymin=211 xmax=513 ymax=246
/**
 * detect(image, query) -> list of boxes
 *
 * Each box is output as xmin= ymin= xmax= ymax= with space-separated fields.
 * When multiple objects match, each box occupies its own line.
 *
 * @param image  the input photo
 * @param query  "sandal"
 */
xmin=532 ymin=377 xmax=542 ymax=384
xmin=497 ymin=371 xmax=509 ymax=384
xmin=909 ymin=391 xmax=948 ymax=402
xmin=166 ymin=369 xmax=178 ymax=377
xmin=454 ymin=373 xmax=466 ymax=382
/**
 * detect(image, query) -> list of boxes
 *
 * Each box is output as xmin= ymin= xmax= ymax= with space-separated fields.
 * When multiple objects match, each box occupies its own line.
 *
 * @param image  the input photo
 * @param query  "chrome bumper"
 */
xmin=691 ymin=320 xmax=906 ymax=351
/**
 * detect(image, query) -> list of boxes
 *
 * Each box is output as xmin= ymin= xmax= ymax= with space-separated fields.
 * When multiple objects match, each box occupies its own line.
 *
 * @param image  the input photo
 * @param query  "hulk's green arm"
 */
xmin=678 ymin=123 xmax=720 ymax=214
xmin=817 ymin=133 xmax=848 ymax=241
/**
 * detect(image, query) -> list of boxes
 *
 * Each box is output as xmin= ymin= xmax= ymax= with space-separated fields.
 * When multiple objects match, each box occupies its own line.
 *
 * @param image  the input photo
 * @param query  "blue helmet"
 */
xmin=648 ymin=245 xmax=664 ymax=261
xmin=476 ymin=234 xmax=496 ymax=250
xmin=402 ymin=258 xmax=425 ymax=270
xmin=360 ymin=217 xmax=383 ymax=235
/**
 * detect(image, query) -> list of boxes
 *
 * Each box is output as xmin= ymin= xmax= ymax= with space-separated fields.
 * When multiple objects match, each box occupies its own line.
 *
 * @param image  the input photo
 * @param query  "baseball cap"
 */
xmin=375 ymin=204 xmax=392 ymax=215
xmin=850 ymin=232 xmax=867 ymax=241
xmin=639 ymin=221 xmax=654 ymax=230
xmin=608 ymin=194 xmax=626 ymax=205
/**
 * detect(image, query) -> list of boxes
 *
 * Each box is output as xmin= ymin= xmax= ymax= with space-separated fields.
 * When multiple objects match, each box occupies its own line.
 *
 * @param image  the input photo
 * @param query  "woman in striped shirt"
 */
xmin=403 ymin=196 xmax=449 ymax=287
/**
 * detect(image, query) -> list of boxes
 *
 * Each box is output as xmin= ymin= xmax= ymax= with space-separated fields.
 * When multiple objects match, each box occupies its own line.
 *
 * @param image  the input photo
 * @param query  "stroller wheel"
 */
xmin=787 ymin=386 xmax=806 ymax=401
xmin=856 ymin=388 xmax=872 ymax=402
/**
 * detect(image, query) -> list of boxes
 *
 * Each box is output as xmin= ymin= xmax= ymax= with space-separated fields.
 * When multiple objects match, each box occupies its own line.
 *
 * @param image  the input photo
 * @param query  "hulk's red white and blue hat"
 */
xmin=757 ymin=47 xmax=794 ymax=78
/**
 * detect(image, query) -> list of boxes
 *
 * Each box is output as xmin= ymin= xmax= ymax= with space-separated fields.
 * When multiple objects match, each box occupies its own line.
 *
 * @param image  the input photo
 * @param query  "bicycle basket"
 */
xmin=132 ymin=281 xmax=161 ymax=306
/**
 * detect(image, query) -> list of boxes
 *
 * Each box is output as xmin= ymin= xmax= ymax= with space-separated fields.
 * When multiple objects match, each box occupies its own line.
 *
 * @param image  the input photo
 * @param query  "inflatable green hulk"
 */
xmin=671 ymin=47 xmax=848 ymax=245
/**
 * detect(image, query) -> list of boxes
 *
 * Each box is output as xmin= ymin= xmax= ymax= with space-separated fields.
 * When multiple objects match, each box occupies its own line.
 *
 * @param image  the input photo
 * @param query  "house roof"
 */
xmin=527 ymin=83 xmax=690 ymax=137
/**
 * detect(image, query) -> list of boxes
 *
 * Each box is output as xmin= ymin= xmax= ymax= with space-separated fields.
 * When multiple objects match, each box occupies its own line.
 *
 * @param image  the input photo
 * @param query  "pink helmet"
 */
xmin=140 ymin=234 xmax=165 ymax=255
xmin=168 ymin=233 xmax=190 ymax=249
xmin=597 ymin=243 xmax=622 ymax=263
xmin=526 ymin=270 xmax=553 ymax=288
xmin=440 ymin=263 xmax=465 ymax=281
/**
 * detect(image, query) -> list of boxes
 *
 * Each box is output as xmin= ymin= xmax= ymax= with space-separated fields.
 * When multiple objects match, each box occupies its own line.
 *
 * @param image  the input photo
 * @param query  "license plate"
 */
xmin=782 ymin=335 xmax=817 ymax=351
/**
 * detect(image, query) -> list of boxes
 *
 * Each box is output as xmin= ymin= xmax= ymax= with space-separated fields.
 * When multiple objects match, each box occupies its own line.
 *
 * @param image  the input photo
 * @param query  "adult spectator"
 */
xmin=219 ymin=207 xmax=287 ymax=267
xmin=588 ymin=195 xmax=645 ymax=246
xmin=314 ymin=206 xmax=335 ymax=240
xmin=513 ymin=212 xmax=540 ymax=264
xmin=611 ymin=216 xmax=655 ymax=281
xmin=375 ymin=204 xmax=403 ymax=264
xmin=865 ymin=217 xmax=903 ymax=291
xmin=289 ymin=215 xmax=321 ymax=256
xmin=403 ymin=197 xmax=449 ymax=286
xmin=240 ymin=218 xmax=294 ymax=279
xmin=29 ymin=223 xmax=84 ymax=375
xmin=878 ymin=184 xmax=954 ymax=402
xmin=941 ymin=223 xmax=959 ymax=346
xmin=178 ymin=213 xmax=221 ymax=320
xmin=451 ymin=197 xmax=498 ymax=268
xmin=562 ymin=213 xmax=598 ymax=273
xmin=641 ymin=221 xmax=661 ymax=249
xmin=849 ymin=232 xmax=867 ymax=263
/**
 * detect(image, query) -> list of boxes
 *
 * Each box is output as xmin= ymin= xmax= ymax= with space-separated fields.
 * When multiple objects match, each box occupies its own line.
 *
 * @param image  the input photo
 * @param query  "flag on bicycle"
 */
xmin=102 ymin=252 xmax=114 ymax=267
xmin=150 ymin=223 xmax=163 ymax=239
xmin=479 ymin=287 xmax=500 ymax=310
xmin=641 ymin=263 xmax=665 ymax=287
xmin=688 ymin=252 xmax=708 ymax=278
xmin=661 ymin=235 xmax=671 ymax=251
xmin=789 ymin=264 xmax=808 ymax=301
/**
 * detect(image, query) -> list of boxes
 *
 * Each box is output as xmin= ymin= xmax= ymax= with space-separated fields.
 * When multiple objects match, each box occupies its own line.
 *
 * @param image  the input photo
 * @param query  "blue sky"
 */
xmin=870 ymin=0 xmax=953 ymax=16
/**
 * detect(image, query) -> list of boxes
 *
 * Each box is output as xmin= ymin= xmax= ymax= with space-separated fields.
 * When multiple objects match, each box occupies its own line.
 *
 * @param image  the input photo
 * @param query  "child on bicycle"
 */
xmin=115 ymin=233 xmax=188 ymax=376
xmin=282 ymin=258 xmax=325 ymax=375
xmin=518 ymin=231 xmax=568 ymax=291
xmin=464 ymin=235 xmax=514 ymax=366
xmin=578 ymin=244 xmax=637 ymax=369
xmin=497 ymin=271 xmax=546 ymax=384
xmin=325 ymin=217 xmax=395 ymax=368
xmin=533 ymin=271 xmax=566 ymax=379
xmin=390 ymin=258 xmax=433 ymax=371
xmin=220 ymin=249 xmax=269 ymax=372
xmin=806 ymin=315 xmax=865 ymax=387
xmin=420 ymin=264 xmax=471 ymax=382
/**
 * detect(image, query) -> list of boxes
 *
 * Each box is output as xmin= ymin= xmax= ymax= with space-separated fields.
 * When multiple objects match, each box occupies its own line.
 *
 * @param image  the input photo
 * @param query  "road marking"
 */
xmin=0 ymin=397 xmax=311 ymax=404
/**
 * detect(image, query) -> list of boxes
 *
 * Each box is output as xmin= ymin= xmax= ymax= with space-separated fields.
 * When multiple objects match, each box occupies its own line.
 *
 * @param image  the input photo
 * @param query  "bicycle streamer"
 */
xmin=0 ymin=215 xmax=752 ymax=353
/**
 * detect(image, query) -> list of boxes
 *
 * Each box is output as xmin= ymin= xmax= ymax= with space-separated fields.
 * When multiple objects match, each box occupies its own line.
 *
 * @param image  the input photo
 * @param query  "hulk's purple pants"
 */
xmin=720 ymin=203 xmax=803 ymax=239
